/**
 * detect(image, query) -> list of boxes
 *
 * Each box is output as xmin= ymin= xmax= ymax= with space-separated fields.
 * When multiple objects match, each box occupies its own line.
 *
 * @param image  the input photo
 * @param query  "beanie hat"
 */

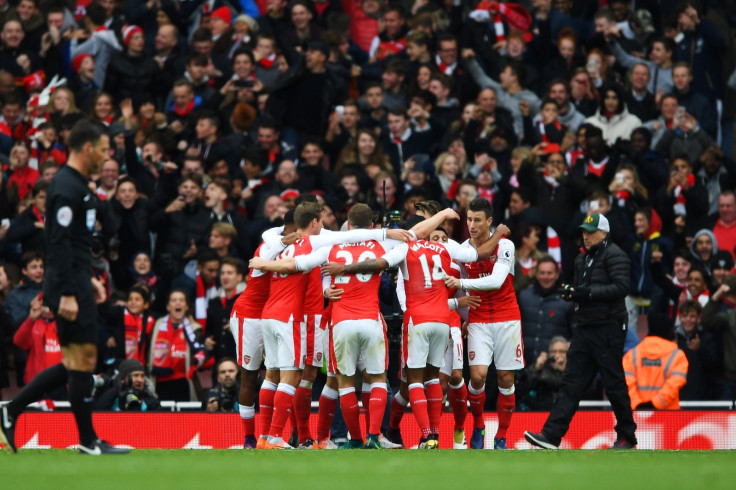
xmin=210 ymin=6 xmax=232 ymax=25
xmin=122 ymin=25 xmax=143 ymax=47
xmin=72 ymin=53 xmax=92 ymax=74
xmin=22 ymin=71 xmax=45 ymax=93
xmin=118 ymin=359 xmax=145 ymax=379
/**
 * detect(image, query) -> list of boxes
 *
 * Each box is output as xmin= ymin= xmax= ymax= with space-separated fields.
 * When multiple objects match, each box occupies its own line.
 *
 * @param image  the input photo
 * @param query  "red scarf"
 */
xmin=195 ymin=271 xmax=217 ymax=330
xmin=314 ymin=1 xmax=329 ymax=15
xmin=32 ymin=204 xmax=45 ymax=224
xmin=174 ymin=98 xmax=196 ymax=117
xmin=587 ymin=157 xmax=608 ymax=178
xmin=435 ymin=55 xmax=454 ymax=75
xmin=539 ymin=119 xmax=562 ymax=143
xmin=478 ymin=186 xmax=494 ymax=204
xmin=542 ymin=169 xmax=559 ymax=189
xmin=43 ymin=321 xmax=62 ymax=369
xmin=258 ymin=52 xmax=276 ymax=69
xmin=124 ymin=308 xmax=153 ymax=362
xmin=566 ymin=148 xmax=583 ymax=168
xmin=614 ymin=190 xmax=630 ymax=203
xmin=674 ymin=174 xmax=695 ymax=206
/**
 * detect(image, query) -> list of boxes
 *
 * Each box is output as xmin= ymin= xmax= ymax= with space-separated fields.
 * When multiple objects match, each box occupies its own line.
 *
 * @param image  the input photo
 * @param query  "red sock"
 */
xmin=467 ymin=384 xmax=486 ymax=429
xmin=361 ymin=386 xmax=371 ymax=432
xmin=269 ymin=385 xmax=295 ymax=438
xmin=295 ymin=384 xmax=313 ymax=442
xmin=241 ymin=406 xmax=256 ymax=437
xmin=317 ymin=387 xmax=338 ymax=441
xmin=425 ymin=380 xmax=443 ymax=433
xmin=368 ymin=383 xmax=387 ymax=435
xmin=448 ymin=383 xmax=468 ymax=431
xmin=339 ymin=388 xmax=363 ymax=442
xmin=408 ymin=383 xmax=430 ymax=437
xmin=496 ymin=391 xmax=515 ymax=439
xmin=258 ymin=382 xmax=277 ymax=437
xmin=389 ymin=392 xmax=407 ymax=430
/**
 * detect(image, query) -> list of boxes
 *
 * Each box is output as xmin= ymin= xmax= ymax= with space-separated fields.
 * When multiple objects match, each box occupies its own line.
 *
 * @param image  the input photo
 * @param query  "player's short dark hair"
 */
xmin=181 ymin=173 xmax=203 ymax=189
xmin=678 ymin=299 xmax=702 ymax=316
xmin=294 ymin=201 xmax=323 ymax=229
xmin=258 ymin=116 xmax=281 ymax=133
xmin=687 ymin=265 xmax=707 ymax=281
xmin=197 ymin=249 xmax=221 ymax=266
xmin=68 ymin=119 xmax=107 ymax=152
xmin=21 ymin=250 xmax=44 ymax=270
xmin=541 ymin=97 xmax=560 ymax=110
xmin=220 ymin=257 xmax=245 ymax=276
xmin=295 ymin=193 xmax=319 ymax=206
xmin=506 ymin=61 xmax=526 ymax=85
xmin=412 ymin=90 xmax=436 ymax=108
xmin=347 ymin=203 xmax=373 ymax=229
xmin=197 ymin=110 xmax=219 ymax=128
xmin=651 ymin=36 xmax=675 ymax=54
xmin=468 ymin=196 xmax=493 ymax=219
xmin=167 ymin=288 xmax=193 ymax=311
xmin=672 ymin=153 xmax=691 ymax=167
xmin=284 ymin=208 xmax=295 ymax=226
xmin=673 ymin=248 xmax=691 ymax=262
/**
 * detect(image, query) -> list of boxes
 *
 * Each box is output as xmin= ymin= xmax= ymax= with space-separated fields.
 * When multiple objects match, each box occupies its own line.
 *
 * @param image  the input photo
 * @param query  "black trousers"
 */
xmin=542 ymin=321 xmax=637 ymax=446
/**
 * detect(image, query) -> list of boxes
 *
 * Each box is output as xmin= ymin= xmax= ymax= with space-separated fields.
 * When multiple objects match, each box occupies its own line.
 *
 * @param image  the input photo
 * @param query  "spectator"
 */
xmin=203 ymin=358 xmax=240 ymax=412
xmin=205 ymin=258 xmax=246 ymax=368
xmin=654 ymin=109 xmax=714 ymax=164
xmin=709 ymin=192 xmax=736 ymax=262
xmin=152 ymin=24 xmax=187 ymax=107
xmin=584 ymin=83 xmax=642 ymax=146
xmin=95 ymin=359 xmax=162 ymax=411
xmin=512 ymin=223 xmax=546 ymax=292
xmin=98 ymin=284 xmax=156 ymax=365
xmin=5 ymin=180 xmax=46 ymax=254
xmin=104 ymin=25 xmax=159 ymax=109
xmin=697 ymin=147 xmax=736 ymax=219
xmin=208 ymin=222 xmax=238 ymax=259
xmin=0 ymin=19 xmax=41 ymax=78
xmin=711 ymin=252 xmax=734 ymax=289
xmin=671 ymin=62 xmax=717 ymax=140
xmin=517 ymin=256 xmax=574 ymax=366
xmin=676 ymin=300 xmax=721 ymax=401
xmin=653 ymin=154 xmax=708 ymax=238
xmin=517 ymin=336 xmax=569 ymax=411
xmin=630 ymin=207 xmax=673 ymax=317
xmin=368 ymin=4 xmax=407 ymax=62
xmin=703 ymin=277 xmax=736 ymax=401
xmin=689 ymin=229 xmax=718 ymax=287
xmin=69 ymin=3 xmax=122 ymax=88
xmin=7 ymin=142 xmax=39 ymax=204
xmin=622 ymin=63 xmax=659 ymax=122
xmin=13 ymin=293 xmax=61 ymax=388
xmin=622 ymin=318 xmax=688 ymax=410
xmin=609 ymin=36 xmax=674 ymax=96
xmin=148 ymin=289 xmax=209 ymax=401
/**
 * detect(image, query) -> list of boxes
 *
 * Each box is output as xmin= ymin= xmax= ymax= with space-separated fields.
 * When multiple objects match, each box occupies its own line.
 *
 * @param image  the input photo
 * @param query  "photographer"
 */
xmin=203 ymin=358 xmax=239 ymax=413
xmin=95 ymin=359 xmax=161 ymax=412
xmin=525 ymin=213 xmax=637 ymax=449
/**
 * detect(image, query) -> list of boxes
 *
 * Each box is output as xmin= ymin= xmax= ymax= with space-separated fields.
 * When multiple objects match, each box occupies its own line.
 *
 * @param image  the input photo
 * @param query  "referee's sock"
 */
xmin=7 ymin=363 xmax=68 ymax=418
xmin=68 ymin=370 xmax=98 ymax=447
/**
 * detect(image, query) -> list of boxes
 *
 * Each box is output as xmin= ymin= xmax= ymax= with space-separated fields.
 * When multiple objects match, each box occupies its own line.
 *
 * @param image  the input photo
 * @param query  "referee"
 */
xmin=524 ymin=214 xmax=638 ymax=449
xmin=1 ymin=121 xmax=129 ymax=455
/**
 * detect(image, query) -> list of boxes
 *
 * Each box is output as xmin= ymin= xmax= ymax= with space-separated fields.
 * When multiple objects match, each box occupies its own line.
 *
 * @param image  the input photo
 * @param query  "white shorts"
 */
xmin=262 ymin=317 xmax=306 ymax=370
xmin=304 ymin=314 xmax=325 ymax=368
xmin=230 ymin=316 xmax=263 ymax=371
xmin=467 ymin=320 xmax=524 ymax=370
xmin=332 ymin=319 xmax=386 ymax=377
xmin=404 ymin=320 xmax=449 ymax=369
xmin=440 ymin=327 xmax=463 ymax=377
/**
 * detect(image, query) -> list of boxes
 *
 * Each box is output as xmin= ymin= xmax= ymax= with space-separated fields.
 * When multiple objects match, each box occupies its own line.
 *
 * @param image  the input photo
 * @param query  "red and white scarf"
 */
xmin=587 ymin=157 xmax=609 ymax=178
xmin=493 ymin=13 xmax=505 ymax=42
xmin=123 ymin=308 xmax=154 ymax=362
xmin=195 ymin=271 xmax=217 ymax=329
xmin=258 ymin=52 xmax=276 ymax=69
xmin=478 ymin=186 xmax=494 ymax=204
xmin=547 ymin=226 xmax=562 ymax=270
xmin=435 ymin=55 xmax=456 ymax=75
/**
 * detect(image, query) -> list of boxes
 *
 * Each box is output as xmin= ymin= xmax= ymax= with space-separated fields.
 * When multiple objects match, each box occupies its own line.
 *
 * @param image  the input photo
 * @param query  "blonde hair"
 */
xmin=48 ymin=87 xmax=78 ymax=115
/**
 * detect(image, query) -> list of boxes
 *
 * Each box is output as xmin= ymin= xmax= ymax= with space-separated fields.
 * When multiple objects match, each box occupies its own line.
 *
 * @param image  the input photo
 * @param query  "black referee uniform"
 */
xmin=43 ymin=165 xmax=99 ymax=344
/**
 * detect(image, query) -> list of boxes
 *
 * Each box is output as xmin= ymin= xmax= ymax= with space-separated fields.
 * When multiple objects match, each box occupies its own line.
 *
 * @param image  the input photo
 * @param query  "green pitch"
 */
xmin=1 ymin=450 xmax=735 ymax=489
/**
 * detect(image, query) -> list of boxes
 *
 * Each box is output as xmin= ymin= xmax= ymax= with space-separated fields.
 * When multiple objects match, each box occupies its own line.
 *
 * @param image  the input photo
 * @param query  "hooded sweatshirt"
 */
xmin=689 ymin=229 xmax=718 ymax=277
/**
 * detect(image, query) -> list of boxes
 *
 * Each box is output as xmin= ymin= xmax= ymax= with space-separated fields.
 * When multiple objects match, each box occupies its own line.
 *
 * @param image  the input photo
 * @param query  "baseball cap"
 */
xmin=579 ymin=213 xmax=610 ymax=233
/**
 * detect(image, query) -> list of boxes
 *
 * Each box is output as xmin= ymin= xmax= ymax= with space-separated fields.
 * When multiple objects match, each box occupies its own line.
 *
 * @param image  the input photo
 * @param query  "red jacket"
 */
xmin=13 ymin=316 xmax=62 ymax=385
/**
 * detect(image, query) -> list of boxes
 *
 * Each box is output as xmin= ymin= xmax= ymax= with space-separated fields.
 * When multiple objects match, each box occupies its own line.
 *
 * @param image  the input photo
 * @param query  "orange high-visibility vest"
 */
xmin=623 ymin=336 xmax=688 ymax=410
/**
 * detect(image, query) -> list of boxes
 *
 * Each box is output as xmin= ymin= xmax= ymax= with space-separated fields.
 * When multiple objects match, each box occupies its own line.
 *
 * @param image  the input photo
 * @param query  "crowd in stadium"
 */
xmin=1 ymin=0 xmax=736 ymax=446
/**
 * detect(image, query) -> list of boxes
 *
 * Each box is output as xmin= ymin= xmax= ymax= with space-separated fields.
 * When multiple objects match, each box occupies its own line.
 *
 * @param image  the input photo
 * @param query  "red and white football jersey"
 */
xmin=231 ymin=242 xmax=272 ymax=319
xmin=460 ymin=237 xmax=520 ymax=323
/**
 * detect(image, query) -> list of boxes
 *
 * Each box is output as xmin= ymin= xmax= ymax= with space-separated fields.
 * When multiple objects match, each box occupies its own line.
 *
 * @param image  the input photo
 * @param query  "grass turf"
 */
xmin=1 ymin=449 xmax=735 ymax=489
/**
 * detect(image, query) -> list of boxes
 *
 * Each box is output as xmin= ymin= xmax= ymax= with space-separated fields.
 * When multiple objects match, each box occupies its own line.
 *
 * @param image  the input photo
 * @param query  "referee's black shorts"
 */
xmin=56 ymin=289 xmax=98 ymax=346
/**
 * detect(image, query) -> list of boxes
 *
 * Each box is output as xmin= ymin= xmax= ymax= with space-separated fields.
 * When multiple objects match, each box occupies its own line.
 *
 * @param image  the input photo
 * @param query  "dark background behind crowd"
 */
xmin=1 ymin=0 xmax=736 ymax=410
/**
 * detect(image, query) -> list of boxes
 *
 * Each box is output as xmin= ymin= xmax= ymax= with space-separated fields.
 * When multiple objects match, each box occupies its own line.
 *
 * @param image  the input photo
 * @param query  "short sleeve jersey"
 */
xmin=231 ymin=242 xmax=271 ymax=319
xmin=461 ymin=237 xmax=520 ymax=323
xmin=399 ymin=240 xmax=455 ymax=326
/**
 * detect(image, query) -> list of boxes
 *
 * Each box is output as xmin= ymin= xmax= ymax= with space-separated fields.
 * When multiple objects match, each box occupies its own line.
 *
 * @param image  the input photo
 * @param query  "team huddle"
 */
xmin=230 ymin=197 xmax=521 ymax=449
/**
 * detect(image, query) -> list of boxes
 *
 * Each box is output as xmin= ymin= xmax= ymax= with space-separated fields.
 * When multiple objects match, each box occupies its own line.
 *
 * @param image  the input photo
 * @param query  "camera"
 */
xmin=213 ymin=384 xmax=235 ymax=411
xmin=385 ymin=210 xmax=402 ymax=229
xmin=118 ymin=387 xmax=144 ymax=411
xmin=234 ymin=79 xmax=254 ymax=88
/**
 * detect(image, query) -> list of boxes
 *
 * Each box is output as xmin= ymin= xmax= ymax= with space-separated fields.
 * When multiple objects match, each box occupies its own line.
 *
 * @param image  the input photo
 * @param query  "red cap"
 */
xmin=280 ymin=189 xmax=300 ymax=201
xmin=72 ymin=53 xmax=92 ymax=74
xmin=210 ymin=6 xmax=232 ymax=25
xmin=22 ymin=71 xmax=45 ymax=93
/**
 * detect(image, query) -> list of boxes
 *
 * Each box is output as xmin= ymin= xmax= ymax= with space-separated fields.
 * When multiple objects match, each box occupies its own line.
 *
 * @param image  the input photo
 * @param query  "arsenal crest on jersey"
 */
xmin=243 ymin=355 xmax=251 ymax=365
xmin=154 ymin=340 xmax=170 ymax=365
xmin=469 ymin=351 xmax=475 ymax=361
